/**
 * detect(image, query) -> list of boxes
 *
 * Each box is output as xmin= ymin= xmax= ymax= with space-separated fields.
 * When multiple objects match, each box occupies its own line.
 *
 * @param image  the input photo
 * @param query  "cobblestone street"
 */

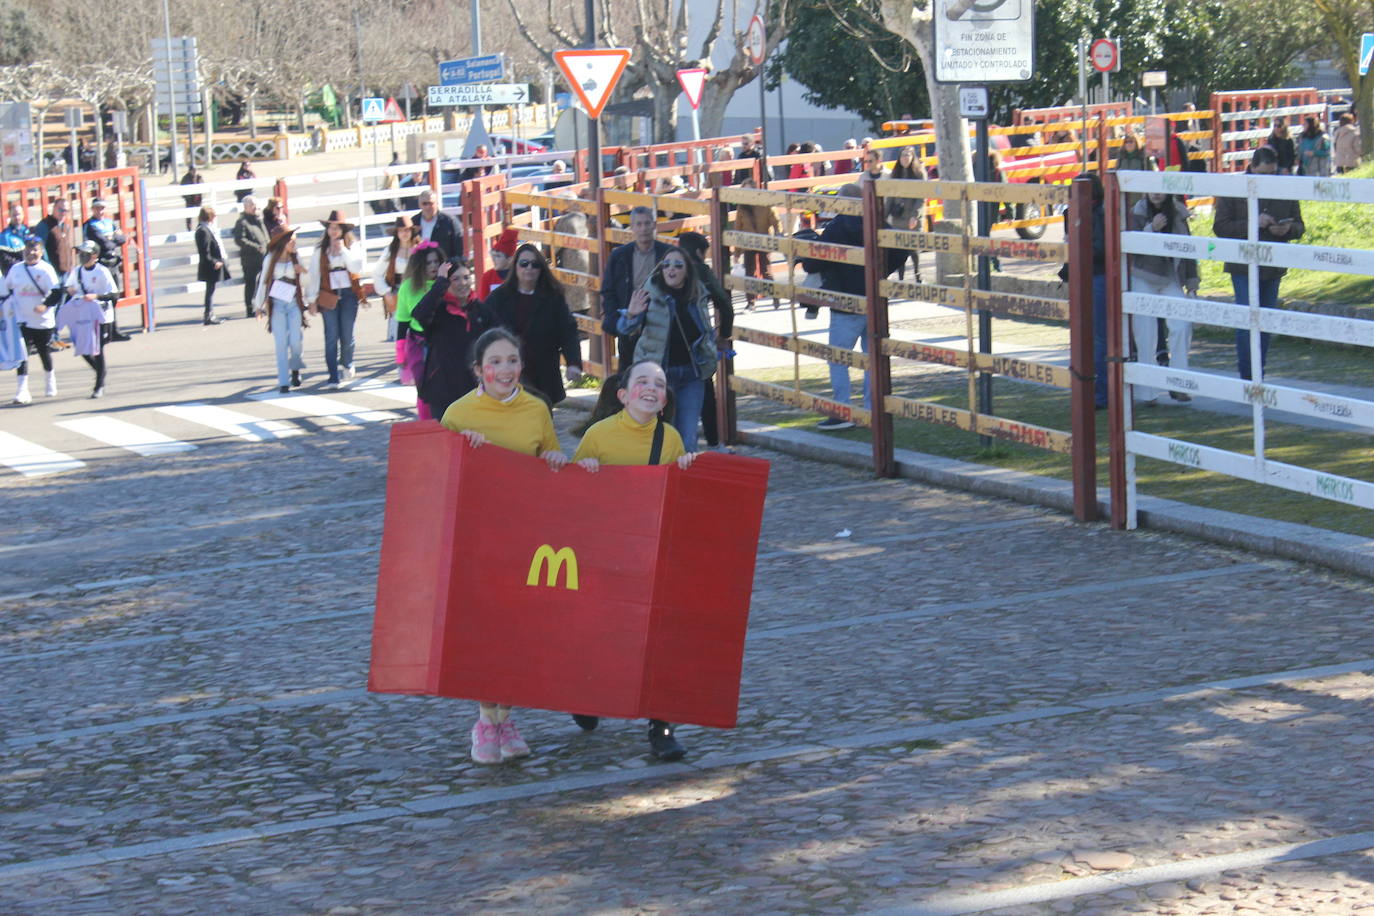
xmin=4 ymin=408 xmax=1374 ymax=915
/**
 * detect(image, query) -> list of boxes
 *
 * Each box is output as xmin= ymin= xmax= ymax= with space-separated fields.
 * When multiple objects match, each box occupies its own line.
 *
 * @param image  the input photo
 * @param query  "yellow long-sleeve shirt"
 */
xmin=439 ymin=387 xmax=561 ymax=456
xmin=572 ymin=410 xmax=685 ymax=466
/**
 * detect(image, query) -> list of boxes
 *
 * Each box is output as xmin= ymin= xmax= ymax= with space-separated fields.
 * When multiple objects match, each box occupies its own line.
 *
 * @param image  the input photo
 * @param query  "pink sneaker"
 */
xmin=470 ymin=720 xmax=501 ymax=764
xmin=498 ymin=720 xmax=531 ymax=760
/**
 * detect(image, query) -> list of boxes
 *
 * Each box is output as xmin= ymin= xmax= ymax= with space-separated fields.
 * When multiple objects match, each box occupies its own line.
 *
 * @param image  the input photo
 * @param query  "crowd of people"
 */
xmin=1 ymin=197 xmax=132 ymax=402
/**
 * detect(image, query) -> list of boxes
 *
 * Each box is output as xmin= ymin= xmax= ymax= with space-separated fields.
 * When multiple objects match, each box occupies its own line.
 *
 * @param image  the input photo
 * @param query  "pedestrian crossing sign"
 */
xmin=361 ymin=97 xmax=386 ymax=122
xmin=1362 ymin=34 xmax=1374 ymax=76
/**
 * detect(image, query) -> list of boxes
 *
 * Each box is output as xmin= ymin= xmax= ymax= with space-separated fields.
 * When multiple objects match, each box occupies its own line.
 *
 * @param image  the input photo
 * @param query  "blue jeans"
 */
xmin=321 ymin=290 xmax=358 ymax=383
xmin=270 ymin=298 xmax=306 ymax=387
xmin=1230 ymin=273 xmax=1279 ymax=380
xmin=827 ymin=311 xmax=871 ymax=410
xmin=665 ymin=363 xmax=705 ymax=451
xmin=1092 ymin=274 xmax=1108 ymax=407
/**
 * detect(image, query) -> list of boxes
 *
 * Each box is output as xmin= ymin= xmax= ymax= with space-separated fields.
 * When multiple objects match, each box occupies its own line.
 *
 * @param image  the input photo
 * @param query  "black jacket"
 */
xmin=599 ymin=239 xmax=672 ymax=368
xmin=195 ymin=223 xmax=231 ymax=283
xmin=1213 ymin=193 xmax=1304 ymax=280
xmin=412 ymin=209 xmax=462 ymax=259
xmin=410 ymin=276 xmax=494 ymax=417
xmin=232 ymin=213 xmax=269 ymax=268
xmin=814 ymin=214 xmax=866 ymax=297
xmin=486 ymin=283 xmax=583 ymax=404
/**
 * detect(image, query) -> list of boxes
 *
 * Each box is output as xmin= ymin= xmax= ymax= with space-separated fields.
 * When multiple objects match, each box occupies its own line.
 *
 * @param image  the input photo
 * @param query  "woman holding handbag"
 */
xmin=253 ymin=226 xmax=309 ymax=393
xmin=194 ymin=205 xmax=230 ymax=325
xmin=372 ymin=215 xmax=418 ymax=343
xmin=305 ymin=210 xmax=367 ymax=389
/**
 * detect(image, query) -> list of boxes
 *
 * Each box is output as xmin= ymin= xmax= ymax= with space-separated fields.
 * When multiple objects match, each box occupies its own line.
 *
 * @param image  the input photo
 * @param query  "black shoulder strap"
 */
xmin=649 ymin=416 xmax=665 ymax=466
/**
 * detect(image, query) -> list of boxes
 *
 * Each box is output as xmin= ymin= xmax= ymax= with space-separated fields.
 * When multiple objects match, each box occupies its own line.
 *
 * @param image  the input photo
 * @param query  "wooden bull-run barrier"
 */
xmin=470 ymin=153 xmax=1098 ymax=522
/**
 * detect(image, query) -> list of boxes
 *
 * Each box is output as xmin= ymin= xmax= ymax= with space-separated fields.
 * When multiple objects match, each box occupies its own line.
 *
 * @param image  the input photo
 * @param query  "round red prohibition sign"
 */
xmin=1089 ymin=38 xmax=1118 ymax=73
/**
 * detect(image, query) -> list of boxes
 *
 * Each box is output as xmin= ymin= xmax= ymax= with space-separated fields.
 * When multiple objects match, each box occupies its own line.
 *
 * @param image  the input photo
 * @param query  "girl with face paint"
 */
xmin=438 ymin=326 xmax=569 ymax=765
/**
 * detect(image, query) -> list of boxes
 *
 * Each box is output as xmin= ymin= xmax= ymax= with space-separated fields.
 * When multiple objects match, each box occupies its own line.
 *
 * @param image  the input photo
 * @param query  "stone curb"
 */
xmin=732 ymin=421 xmax=1374 ymax=582
xmin=560 ymin=391 xmax=1374 ymax=580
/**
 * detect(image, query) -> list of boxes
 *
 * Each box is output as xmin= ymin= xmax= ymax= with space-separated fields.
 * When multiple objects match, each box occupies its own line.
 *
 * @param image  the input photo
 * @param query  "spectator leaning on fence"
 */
xmin=34 ymin=199 xmax=73 ymax=277
xmin=233 ymin=197 xmax=270 ymax=320
xmin=808 ymin=183 xmax=870 ymax=431
xmin=0 ymin=203 xmax=28 ymax=274
xmin=1212 ymin=145 xmax=1303 ymax=381
xmin=1333 ymin=113 xmax=1361 ymax=173
xmin=1297 ymin=117 xmax=1332 ymax=177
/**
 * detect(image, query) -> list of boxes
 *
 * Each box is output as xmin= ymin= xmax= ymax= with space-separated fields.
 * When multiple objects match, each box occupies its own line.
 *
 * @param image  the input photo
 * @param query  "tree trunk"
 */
xmin=1360 ymin=73 xmax=1374 ymax=159
xmin=699 ymin=71 xmax=747 ymax=139
xmin=248 ymin=94 xmax=258 ymax=140
xmin=296 ymin=98 xmax=306 ymax=133
xmin=652 ymin=85 xmax=679 ymax=144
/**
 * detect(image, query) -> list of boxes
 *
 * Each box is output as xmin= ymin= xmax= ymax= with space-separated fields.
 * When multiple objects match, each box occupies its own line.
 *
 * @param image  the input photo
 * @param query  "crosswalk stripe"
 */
xmin=344 ymin=381 xmax=417 ymax=405
xmin=248 ymin=393 xmax=401 ymax=425
xmin=0 ymin=431 xmax=86 ymax=477
xmin=156 ymin=404 xmax=305 ymax=442
xmin=55 ymin=416 xmax=197 ymax=457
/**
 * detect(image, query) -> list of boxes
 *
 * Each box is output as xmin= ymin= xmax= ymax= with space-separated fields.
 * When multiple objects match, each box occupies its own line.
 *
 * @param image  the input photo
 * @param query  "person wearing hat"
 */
xmin=233 ymin=196 xmax=270 ymax=319
xmin=83 ymin=198 xmax=131 ymax=341
xmin=194 ymin=205 xmax=230 ymax=326
xmin=254 ymin=226 xmax=310 ymax=393
xmin=304 ymin=210 xmax=367 ymax=388
xmin=58 ymin=240 xmax=117 ymax=398
xmin=372 ymin=214 xmax=418 ymax=343
xmin=478 ymin=226 xmax=519 ymax=299
xmin=4 ymin=235 xmax=62 ymax=403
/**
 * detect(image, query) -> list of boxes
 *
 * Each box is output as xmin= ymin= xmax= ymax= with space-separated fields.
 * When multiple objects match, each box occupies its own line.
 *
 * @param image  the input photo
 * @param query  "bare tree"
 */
xmin=504 ymin=0 xmax=792 ymax=143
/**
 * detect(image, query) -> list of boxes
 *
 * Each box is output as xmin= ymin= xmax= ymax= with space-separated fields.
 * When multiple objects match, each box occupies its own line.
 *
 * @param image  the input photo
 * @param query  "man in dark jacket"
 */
xmin=84 ymin=199 xmax=131 ymax=340
xmin=413 ymin=189 xmax=462 ymax=259
xmin=232 ymin=197 xmax=270 ymax=318
xmin=34 ymin=198 xmax=73 ymax=277
xmin=1213 ymin=145 xmax=1304 ymax=380
xmin=811 ymin=183 xmax=870 ymax=430
xmin=599 ymin=205 xmax=671 ymax=369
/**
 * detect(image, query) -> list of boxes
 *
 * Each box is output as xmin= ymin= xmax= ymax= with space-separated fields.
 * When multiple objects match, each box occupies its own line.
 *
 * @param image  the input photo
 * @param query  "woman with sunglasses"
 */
xmin=614 ymin=246 xmax=717 ymax=449
xmin=483 ymin=243 xmax=583 ymax=404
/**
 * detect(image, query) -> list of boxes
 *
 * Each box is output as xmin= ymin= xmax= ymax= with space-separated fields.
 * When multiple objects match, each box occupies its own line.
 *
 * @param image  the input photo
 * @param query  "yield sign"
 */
xmin=554 ymin=48 xmax=631 ymax=119
xmin=382 ymin=97 xmax=405 ymax=122
xmin=676 ymin=67 xmax=708 ymax=110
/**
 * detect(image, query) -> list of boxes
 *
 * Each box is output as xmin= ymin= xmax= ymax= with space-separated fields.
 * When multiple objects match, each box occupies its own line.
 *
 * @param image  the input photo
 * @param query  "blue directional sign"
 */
xmin=1362 ymin=34 xmax=1374 ymax=76
xmin=440 ymin=54 xmax=505 ymax=86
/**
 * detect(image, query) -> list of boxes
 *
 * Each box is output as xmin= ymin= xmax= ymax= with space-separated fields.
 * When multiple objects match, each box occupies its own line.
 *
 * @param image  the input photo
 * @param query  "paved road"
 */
xmin=4 ymin=338 xmax=1374 ymax=913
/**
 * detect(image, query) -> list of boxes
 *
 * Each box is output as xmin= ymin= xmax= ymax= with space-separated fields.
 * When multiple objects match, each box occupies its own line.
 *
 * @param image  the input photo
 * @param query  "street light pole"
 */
xmin=161 ymin=0 xmax=179 ymax=177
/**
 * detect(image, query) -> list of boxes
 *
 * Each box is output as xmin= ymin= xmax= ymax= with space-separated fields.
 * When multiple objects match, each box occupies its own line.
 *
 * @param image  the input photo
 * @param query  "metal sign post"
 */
xmin=63 ymin=106 xmax=82 ymax=173
xmin=746 ymin=14 xmax=767 ymax=176
xmin=935 ymin=0 xmax=1036 ymax=444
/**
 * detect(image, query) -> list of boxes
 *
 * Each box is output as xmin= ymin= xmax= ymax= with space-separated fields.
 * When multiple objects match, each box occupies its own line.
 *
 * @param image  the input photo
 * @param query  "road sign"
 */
xmin=554 ymin=49 xmax=631 ymax=120
xmin=1362 ymin=34 xmax=1374 ymax=76
xmin=63 ymin=107 xmax=83 ymax=128
xmin=1089 ymin=38 xmax=1119 ymax=74
xmin=933 ymin=0 xmax=1035 ymax=83
xmin=745 ymin=15 xmax=766 ymax=67
xmin=427 ymin=83 xmax=531 ymax=107
xmin=959 ymin=86 xmax=989 ymax=119
xmin=676 ymin=68 xmax=708 ymax=110
xmin=361 ymin=97 xmax=386 ymax=122
xmin=439 ymin=54 xmax=505 ymax=86
xmin=151 ymin=35 xmax=201 ymax=114
xmin=1142 ymin=70 xmax=1167 ymax=88
xmin=382 ymin=98 xmax=405 ymax=122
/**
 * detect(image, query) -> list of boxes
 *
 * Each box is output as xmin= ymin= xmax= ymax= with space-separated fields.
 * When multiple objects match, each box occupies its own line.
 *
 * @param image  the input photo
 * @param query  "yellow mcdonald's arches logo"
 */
xmin=526 ymin=545 xmax=579 ymax=590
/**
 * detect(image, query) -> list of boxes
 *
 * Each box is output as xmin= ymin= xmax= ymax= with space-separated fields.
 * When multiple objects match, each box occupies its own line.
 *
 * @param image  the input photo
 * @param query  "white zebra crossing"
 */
xmin=55 ymin=416 xmax=198 ymax=457
xmin=156 ymin=404 xmax=305 ymax=442
xmin=0 ymin=386 xmax=418 ymax=479
xmin=0 ymin=431 xmax=87 ymax=477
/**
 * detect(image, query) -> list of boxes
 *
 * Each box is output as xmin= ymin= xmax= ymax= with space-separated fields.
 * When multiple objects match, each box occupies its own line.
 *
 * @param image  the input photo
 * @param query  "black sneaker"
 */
xmin=647 ymin=720 xmax=686 ymax=761
xmin=290 ymin=370 xmax=302 ymax=388
xmin=1169 ymin=391 xmax=1192 ymax=403
xmin=816 ymin=417 xmax=855 ymax=431
xmin=572 ymin=714 xmax=599 ymax=731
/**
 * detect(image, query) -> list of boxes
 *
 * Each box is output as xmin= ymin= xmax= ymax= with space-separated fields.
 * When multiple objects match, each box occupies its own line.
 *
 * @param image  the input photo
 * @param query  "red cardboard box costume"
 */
xmin=369 ymin=420 xmax=770 ymax=728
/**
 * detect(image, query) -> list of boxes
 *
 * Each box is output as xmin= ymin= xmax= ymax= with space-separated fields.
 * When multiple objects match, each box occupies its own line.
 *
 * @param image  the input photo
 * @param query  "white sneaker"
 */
xmin=12 ymin=377 xmax=31 ymax=405
xmin=344 ymin=365 xmax=356 ymax=380
xmin=44 ymin=373 xmax=57 ymax=397
xmin=90 ymin=386 xmax=105 ymax=399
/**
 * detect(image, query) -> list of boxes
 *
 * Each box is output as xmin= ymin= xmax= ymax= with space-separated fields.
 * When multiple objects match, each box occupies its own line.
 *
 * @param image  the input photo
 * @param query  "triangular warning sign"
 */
xmin=382 ymin=97 xmax=405 ymax=123
xmin=362 ymin=98 xmax=385 ymax=121
xmin=554 ymin=48 xmax=631 ymax=120
xmin=676 ymin=68 xmax=708 ymax=110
